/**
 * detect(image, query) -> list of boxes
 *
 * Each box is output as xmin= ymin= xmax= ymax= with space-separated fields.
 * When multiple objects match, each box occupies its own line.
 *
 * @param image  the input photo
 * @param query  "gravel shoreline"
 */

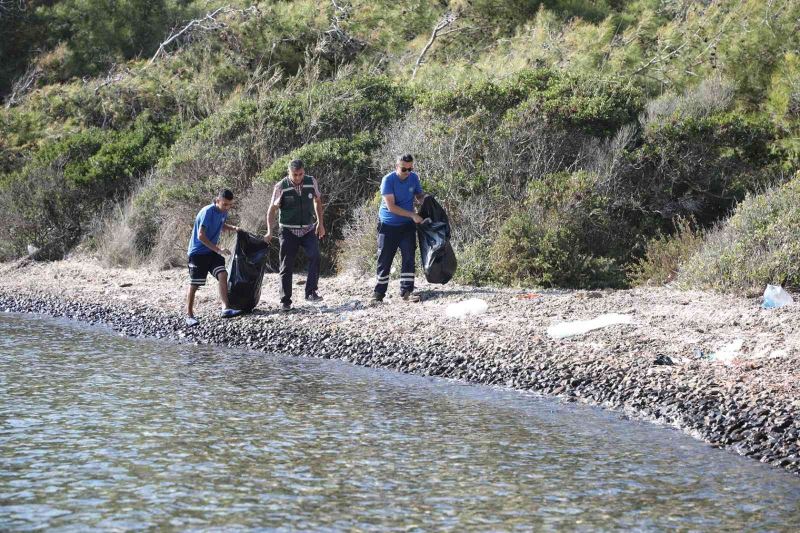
xmin=2 ymin=258 xmax=800 ymax=475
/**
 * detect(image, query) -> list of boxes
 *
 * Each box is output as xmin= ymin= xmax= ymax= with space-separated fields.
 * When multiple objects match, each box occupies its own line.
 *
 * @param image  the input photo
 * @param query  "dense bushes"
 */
xmin=2 ymin=0 xmax=799 ymax=293
xmin=488 ymin=170 xmax=627 ymax=289
xmin=679 ymin=176 xmax=800 ymax=293
xmin=0 ymin=113 xmax=178 ymax=260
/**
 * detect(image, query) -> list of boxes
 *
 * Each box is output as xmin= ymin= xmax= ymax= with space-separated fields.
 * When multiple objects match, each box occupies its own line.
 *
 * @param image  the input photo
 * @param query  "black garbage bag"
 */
xmin=227 ymin=230 xmax=271 ymax=312
xmin=417 ymin=196 xmax=457 ymax=284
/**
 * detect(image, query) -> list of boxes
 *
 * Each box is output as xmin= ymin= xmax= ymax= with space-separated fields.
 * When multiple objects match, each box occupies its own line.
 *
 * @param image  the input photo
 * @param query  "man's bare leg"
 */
xmin=217 ymin=272 xmax=230 ymax=309
xmin=186 ymin=284 xmax=199 ymax=317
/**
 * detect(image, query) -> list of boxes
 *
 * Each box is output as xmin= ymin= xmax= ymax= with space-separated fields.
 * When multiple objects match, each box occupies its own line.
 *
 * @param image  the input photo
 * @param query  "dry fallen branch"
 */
xmin=5 ymin=64 xmax=42 ymax=108
xmin=148 ymin=5 xmax=258 ymax=65
xmin=411 ymin=11 xmax=460 ymax=80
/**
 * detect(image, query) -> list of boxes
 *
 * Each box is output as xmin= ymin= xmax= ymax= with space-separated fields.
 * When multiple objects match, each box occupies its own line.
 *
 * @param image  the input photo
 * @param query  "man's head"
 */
xmin=215 ymin=189 xmax=234 ymax=212
xmin=395 ymin=154 xmax=414 ymax=176
xmin=288 ymin=159 xmax=305 ymax=183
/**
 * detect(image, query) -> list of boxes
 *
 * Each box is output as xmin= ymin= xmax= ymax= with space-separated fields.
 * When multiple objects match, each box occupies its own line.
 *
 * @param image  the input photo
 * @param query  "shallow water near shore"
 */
xmin=2 ymin=313 xmax=800 ymax=531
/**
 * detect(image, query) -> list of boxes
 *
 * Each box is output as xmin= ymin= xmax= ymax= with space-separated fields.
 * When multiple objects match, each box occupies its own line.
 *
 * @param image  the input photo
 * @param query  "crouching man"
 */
xmin=264 ymin=159 xmax=326 ymax=311
xmin=185 ymin=189 xmax=242 ymax=326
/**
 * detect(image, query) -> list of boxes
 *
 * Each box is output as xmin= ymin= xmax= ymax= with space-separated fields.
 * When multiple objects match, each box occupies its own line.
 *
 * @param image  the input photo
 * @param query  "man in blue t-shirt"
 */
xmin=373 ymin=154 xmax=426 ymax=302
xmin=185 ymin=189 xmax=242 ymax=326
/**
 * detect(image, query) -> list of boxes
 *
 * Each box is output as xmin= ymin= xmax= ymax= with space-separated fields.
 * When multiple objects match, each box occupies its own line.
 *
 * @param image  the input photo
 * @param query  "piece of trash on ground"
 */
xmin=653 ymin=354 xmax=675 ymax=366
xmin=547 ymin=313 xmax=633 ymax=339
xmin=515 ymin=293 xmax=541 ymax=300
xmin=446 ymin=298 xmax=488 ymax=318
xmin=762 ymin=284 xmax=793 ymax=309
xmin=709 ymin=339 xmax=744 ymax=363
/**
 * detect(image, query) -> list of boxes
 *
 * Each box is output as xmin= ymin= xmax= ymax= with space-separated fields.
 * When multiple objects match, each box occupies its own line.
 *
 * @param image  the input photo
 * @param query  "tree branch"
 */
xmin=148 ymin=6 xmax=230 ymax=65
xmin=411 ymin=11 xmax=458 ymax=81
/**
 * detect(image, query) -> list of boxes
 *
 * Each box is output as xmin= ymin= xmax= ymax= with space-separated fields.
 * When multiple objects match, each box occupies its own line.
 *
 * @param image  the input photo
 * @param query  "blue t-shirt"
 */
xmin=378 ymin=171 xmax=423 ymax=226
xmin=188 ymin=204 xmax=228 ymax=256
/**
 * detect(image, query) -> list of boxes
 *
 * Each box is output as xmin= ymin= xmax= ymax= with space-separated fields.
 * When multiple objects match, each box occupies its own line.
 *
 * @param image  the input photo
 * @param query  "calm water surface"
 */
xmin=2 ymin=313 xmax=800 ymax=531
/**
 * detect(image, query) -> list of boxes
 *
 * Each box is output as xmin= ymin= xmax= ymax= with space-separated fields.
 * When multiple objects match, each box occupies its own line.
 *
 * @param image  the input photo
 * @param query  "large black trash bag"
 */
xmin=417 ymin=196 xmax=457 ymax=284
xmin=227 ymin=230 xmax=271 ymax=312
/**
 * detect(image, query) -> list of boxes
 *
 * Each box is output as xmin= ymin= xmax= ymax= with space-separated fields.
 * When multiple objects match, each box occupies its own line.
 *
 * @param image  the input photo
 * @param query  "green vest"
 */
xmin=278 ymin=176 xmax=317 ymax=228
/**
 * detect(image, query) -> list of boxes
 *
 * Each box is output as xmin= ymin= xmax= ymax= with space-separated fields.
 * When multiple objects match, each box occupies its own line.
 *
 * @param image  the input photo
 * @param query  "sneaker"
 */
xmin=372 ymin=291 xmax=384 ymax=302
xmin=220 ymin=308 xmax=243 ymax=318
xmin=305 ymin=292 xmax=323 ymax=302
xmin=185 ymin=316 xmax=199 ymax=327
xmin=281 ymin=302 xmax=292 ymax=312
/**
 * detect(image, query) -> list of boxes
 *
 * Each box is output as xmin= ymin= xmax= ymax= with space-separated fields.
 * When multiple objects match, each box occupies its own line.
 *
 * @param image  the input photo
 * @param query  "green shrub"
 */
xmin=0 ymin=114 xmax=178 ymax=260
xmin=767 ymin=51 xmax=800 ymax=171
xmin=680 ymin=175 xmax=800 ymax=293
xmin=502 ymin=71 xmax=643 ymax=136
xmin=256 ymin=74 xmax=413 ymax=150
xmin=418 ymin=69 xmax=556 ymax=117
xmin=631 ymin=217 xmax=705 ymax=286
xmin=452 ymin=239 xmax=498 ymax=286
xmin=489 ymin=171 xmax=628 ymax=289
xmin=490 ymin=211 xmax=625 ymax=289
xmin=625 ymin=111 xmax=777 ymax=224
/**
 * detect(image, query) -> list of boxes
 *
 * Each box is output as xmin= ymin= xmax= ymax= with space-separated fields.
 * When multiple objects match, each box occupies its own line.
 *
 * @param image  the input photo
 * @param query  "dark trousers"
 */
xmin=374 ymin=222 xmax=416 ymax=295
xmin=279 ymin=227 xmax=320 ymax=305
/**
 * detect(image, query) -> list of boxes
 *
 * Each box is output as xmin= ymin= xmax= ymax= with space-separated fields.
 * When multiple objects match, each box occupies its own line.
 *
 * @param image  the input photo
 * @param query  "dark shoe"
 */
xmin=400 ymin=290 xmax=420 ymax=302
xmin=220 ymin=308 xmax=243 ymax=318
xmin=372 ymin=291 xmax=384 ymax=302
xmin=281 ymin=302 xmax=292 ymax=312
xmin=185 ymin=316 xmax=199 ymax=327
xmin=305 ymin=292 xmax=323 ymax=302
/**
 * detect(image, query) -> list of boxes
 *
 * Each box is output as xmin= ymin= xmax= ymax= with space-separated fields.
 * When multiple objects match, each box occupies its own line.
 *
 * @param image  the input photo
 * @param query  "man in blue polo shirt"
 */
xmin=185 ymin=189 xmax=242 ymax=326
xmin=373 ymin=154 xmax=426 ymax=302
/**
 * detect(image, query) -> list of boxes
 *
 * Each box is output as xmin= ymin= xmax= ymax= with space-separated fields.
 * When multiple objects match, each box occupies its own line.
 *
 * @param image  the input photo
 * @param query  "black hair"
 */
xmin=218 ymin=189 xmax=234 ymax=201
xmin=289 ymin=159 xmax=304 ymax=171
xmin=396 ymin=154 xmax=414 ymax=164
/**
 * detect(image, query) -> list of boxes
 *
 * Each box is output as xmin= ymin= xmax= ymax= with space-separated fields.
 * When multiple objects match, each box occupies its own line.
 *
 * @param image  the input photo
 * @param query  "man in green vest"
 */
xmin=264 ymin=159 xmax=326 ymax=311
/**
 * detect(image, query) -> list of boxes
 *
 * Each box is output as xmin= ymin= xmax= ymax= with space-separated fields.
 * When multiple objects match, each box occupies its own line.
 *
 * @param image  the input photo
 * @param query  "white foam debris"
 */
xmin=710 ymin=339 xmax=744 ymax=364
xmin=446 ymin=298 xmax=488 ymax=319
xmin=547 ymin=313 xmax=634 ymax=339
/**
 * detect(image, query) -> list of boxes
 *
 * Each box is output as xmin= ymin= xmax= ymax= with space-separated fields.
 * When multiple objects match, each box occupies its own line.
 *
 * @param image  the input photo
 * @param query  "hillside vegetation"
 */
xmin=2 ymin=0 xmax=799 ymax=292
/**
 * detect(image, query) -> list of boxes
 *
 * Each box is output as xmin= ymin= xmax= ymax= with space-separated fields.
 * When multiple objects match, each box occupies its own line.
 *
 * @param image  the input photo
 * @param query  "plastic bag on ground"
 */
xmin=446 ymin=298 xmax=488 ymax=318
xmin=547 ymin=314 xmax=633 ymax=339
xmin=762 ymin=284 xmax=793 ymax=309
xmin=417 ymin=196 xmax=457 ymax=284
xmin=227 ymin=230 xmax=271 ymax=312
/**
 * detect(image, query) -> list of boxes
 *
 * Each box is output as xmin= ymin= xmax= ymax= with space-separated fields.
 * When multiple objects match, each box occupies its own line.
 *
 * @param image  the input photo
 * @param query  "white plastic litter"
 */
xmin=445 ymin=298 xmax=488 ymax=319
xmin=26 ymin=244 xmax=39 ymax=256
xmin=762 ymin=284 xmax=793 ymax=309
xmin=547 ymin=313 xmax=633 ymax=339
xmin=710 ymin=339 xmax=744 ymax=364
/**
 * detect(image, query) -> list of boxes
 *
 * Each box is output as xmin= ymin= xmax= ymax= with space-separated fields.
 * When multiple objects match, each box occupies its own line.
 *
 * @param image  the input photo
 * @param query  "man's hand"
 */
xmin=263 ymin=231 xmax=273 ymax=243
xmin=219 ymin=248 xmax=231 ymax=257
xmin=412 ymin=214 xmax=423 ymax=224
xmin=316 ymin=224 xmax=326 ymax=239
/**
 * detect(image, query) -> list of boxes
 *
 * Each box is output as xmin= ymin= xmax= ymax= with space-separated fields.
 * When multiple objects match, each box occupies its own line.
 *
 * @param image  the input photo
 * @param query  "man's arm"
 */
xmin=314 ymin=196 xmax=326 ymax=239
xmin=263 ymin=204 xmax=279 ymax=241
xmin=384 ymin=194 xmax=423 ymax=224
xmin=223 ymin=222 xmax=240 ymax=232
xmin=263 ymin=183 xmax=282 ymax=242
xmin=198 ymin=226 xmax=230 ymax=256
